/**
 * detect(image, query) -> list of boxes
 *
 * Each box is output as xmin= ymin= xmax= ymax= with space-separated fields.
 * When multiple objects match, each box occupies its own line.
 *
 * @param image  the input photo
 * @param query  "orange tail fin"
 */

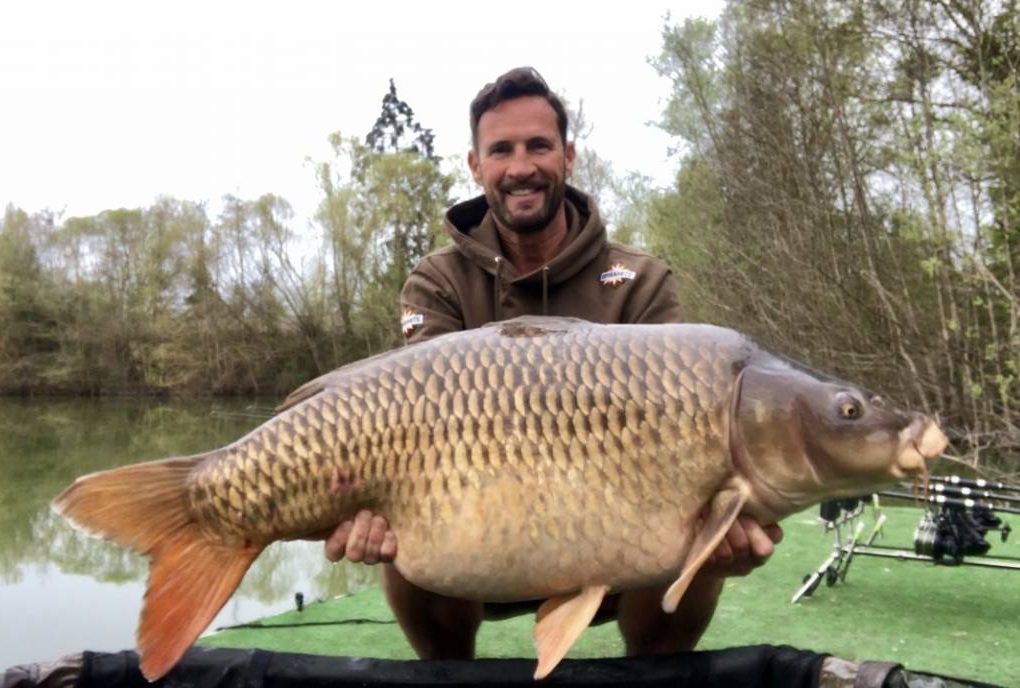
xmin=52 ymin=456 xmax=263 ymax=681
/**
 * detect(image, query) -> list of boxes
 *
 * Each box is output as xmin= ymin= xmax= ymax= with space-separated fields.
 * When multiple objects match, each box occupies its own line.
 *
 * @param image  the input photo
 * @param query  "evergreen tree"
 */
xmin=365 ymin=79 xmax=438 ymax=161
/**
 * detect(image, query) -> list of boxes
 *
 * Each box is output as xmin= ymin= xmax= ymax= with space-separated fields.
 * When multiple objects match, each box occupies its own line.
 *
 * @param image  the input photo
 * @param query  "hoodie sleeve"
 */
xmin=399 ymin=260 xmax=465 ymax=344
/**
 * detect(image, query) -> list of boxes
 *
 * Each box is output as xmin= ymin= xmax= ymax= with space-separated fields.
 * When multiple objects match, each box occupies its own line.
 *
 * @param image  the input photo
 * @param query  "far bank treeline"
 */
xmin=1 ymin=0 xmax=1018 ymax=470
xmin=0 ymin=79 xmax=454 ymax=399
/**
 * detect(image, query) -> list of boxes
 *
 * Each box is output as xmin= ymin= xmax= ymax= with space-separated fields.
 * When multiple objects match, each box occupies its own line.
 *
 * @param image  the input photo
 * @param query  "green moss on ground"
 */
xmin=202 ymin=507 xmax=1019 ymax=686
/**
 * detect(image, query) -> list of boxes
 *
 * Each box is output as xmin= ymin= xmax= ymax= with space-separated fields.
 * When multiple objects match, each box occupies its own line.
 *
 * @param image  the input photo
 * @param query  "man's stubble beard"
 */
xmin=488 ymin=174 xmax=567 ymax=235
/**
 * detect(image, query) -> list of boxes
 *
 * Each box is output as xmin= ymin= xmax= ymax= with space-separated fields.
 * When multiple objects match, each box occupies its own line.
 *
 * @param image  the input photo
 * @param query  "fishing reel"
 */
xmin=913 ymin=511 xmax=962 ymax=564
xmin=913 ymin=507 xmax=996 ymax=564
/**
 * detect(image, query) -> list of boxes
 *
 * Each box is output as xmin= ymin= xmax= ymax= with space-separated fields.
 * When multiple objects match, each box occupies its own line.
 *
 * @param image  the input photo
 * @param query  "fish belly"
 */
xmin=390 ymin=466 xmax=700 ymax=601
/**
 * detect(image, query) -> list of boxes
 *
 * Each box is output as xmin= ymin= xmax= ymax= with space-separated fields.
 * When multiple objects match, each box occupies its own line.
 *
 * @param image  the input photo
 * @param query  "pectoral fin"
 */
xmin=533 ymin=584 xmax=610 ymax=680
xmin=662 ymin=488 xmax=748 ymax=613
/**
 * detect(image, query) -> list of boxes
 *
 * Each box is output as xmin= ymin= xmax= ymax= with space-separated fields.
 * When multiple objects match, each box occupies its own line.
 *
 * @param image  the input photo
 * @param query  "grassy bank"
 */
xmin=202 ymin=506 xmax=1019 ymax=686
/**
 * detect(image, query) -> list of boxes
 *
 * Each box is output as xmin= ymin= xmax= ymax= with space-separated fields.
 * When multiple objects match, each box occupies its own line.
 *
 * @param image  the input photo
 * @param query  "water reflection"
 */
xmin=0 ymin=398 xmax=377 ymax=669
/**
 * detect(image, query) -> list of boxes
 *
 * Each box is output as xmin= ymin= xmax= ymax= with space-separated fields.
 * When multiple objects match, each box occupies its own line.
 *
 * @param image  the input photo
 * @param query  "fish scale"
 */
xmin=54 ymin=316 xmax=949 ymax=681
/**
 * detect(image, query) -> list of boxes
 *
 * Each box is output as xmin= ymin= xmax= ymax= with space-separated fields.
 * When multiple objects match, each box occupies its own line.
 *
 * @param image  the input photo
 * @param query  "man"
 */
xmin=324 ymin=67 xmax=782 ymax=661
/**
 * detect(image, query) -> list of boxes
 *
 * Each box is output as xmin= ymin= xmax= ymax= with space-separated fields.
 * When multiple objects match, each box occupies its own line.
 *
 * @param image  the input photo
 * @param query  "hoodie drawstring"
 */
xmin=493 ymin=257 xmax=503 ymax=321
xmin=542 ymin=266 xmax=550 ymax=316
xmin=493 ymin=258 xmax=549 ymax=319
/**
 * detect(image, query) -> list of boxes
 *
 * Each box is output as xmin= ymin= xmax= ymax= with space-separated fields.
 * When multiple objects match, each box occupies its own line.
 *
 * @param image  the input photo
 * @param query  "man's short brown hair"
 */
xmin=470 ymin=67 xmax=569 ymax=148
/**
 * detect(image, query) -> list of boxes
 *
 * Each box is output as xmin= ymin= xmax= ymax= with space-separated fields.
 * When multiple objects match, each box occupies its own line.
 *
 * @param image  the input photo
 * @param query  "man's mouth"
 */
xmin=506 ymin=186 xmax=543 ymax=198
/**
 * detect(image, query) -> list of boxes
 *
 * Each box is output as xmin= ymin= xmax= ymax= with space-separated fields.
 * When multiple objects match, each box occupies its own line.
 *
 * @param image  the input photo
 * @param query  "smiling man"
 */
xmin=325 ymin=66 xmax=782 ymax=662
xmin=468 ymin=92 xmax=572 ymax=258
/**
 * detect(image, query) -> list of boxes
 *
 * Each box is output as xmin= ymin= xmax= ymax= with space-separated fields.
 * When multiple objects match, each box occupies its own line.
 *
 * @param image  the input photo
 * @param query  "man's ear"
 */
xmin=564 ymin=141 xmax=576 ymax=178
xmin=467 ymin=149 xmax=483 ymax=185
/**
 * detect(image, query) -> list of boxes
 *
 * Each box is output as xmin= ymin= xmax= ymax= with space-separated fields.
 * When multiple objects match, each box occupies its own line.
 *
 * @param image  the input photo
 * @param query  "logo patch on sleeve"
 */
xmin=401 ymin=309 xmax=424 ymax=337
xmin=600 ymin=263 xmax=637 ymax=286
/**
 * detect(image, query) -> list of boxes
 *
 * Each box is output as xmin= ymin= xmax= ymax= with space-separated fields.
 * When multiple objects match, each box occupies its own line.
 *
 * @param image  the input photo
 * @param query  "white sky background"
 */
xmin=0 ymin=1 xmax=724 ymax=229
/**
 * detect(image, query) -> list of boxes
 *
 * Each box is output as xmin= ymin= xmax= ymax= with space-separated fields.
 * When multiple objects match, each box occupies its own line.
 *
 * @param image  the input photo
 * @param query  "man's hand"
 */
xmin=324 ymin=510 xmax=779 ymax=575
xmin=701 ymin=517 xmax=783 ymax=578
xmin=324 ymin=510 xmax=397 ymax=564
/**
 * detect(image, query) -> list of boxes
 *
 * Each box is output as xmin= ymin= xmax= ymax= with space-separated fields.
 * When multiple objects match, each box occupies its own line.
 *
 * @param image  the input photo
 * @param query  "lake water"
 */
xmin=0 ymin=397 xmax=377 ymax=671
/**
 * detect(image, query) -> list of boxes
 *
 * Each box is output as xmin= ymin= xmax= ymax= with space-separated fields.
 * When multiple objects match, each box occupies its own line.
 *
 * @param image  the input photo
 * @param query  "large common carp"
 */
xmin=53 ymin=316 xmax=947 ymax=681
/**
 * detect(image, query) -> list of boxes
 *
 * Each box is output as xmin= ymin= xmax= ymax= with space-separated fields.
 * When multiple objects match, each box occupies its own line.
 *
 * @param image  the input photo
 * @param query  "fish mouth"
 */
xmin=895 ymin=416 xmax=948 ymax=478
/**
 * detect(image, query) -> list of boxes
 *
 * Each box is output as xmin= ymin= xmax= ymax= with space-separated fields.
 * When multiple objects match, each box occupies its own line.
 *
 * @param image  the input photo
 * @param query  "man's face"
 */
xmin=468 ymin=96 xmax=575 ymax=234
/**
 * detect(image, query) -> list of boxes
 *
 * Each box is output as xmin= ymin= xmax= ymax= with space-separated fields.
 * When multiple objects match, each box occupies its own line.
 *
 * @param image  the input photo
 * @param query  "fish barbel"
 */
xmin=53 ymin=316 xmax=948 ymax=680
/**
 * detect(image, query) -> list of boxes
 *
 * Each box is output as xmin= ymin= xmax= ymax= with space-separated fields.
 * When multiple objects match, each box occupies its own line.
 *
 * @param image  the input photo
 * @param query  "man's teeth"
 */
xmin=508 ymin=188 xmax=539 ymax=196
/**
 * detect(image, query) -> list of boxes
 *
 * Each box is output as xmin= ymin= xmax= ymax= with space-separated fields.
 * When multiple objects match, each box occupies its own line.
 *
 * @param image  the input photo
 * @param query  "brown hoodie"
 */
xmin=399 ymin=186 xmax=683 ymax=342
xmin=277 ymin=187 xmax=683 ymax=412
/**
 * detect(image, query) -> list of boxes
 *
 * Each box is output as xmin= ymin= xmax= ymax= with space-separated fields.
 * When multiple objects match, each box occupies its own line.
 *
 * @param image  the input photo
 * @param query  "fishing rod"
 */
xmin=897 ymin=481 xmax=1020 ymax=506
xmin=926 ymin=474 xmax=1020 ymax=495
xmin=878 ymin=490 xmax=1020 ymax=516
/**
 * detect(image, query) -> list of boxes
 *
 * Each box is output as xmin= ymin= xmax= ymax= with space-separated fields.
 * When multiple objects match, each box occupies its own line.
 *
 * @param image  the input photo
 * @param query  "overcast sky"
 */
xmin=1 ymin=1 xmax=723 ymax=227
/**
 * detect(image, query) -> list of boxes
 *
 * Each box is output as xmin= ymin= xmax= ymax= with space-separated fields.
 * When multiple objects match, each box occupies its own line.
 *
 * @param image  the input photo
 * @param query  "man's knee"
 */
xmin=617 ymin=578 xmax=723 ymax=656
xmin=381 ymin=565 xmax=482 ymax=660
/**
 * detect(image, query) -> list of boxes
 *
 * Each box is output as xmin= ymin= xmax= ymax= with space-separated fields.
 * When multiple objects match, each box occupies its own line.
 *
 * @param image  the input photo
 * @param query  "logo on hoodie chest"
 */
xmin=600 ymin=263 xmax=636 ymax=287
xmin=401 ymin=309 xmax=424 ymax=337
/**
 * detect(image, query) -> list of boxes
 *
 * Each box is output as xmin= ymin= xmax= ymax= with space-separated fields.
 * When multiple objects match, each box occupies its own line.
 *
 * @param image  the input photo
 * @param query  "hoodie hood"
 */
xmin=444 ymin=185 xmax=607 ymax=289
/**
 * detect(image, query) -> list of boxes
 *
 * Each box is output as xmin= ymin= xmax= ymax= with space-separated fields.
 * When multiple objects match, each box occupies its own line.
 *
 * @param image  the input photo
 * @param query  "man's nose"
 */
xmin=506 ymin=147 xmax=537 ymax=178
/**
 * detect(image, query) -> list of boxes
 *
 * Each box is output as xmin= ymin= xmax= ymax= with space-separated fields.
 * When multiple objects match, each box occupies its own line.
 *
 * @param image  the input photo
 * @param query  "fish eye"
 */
xmin=836 ymin=393 xmax=863 ymax=420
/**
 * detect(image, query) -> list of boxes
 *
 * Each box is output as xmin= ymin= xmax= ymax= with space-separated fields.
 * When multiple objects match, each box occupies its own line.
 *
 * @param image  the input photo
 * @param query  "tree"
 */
xmin=310 ymin=81 xmax=455 ymax=361
xmin=362 ymin=80 xmax=453 ymax=293
xmin=651 ymin=0 xmax=1020 ymax=471
xmin=0 ymin=206 xmax=59 ymax=393
xmin=365 ymin=79 xmax=438 ymax=161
